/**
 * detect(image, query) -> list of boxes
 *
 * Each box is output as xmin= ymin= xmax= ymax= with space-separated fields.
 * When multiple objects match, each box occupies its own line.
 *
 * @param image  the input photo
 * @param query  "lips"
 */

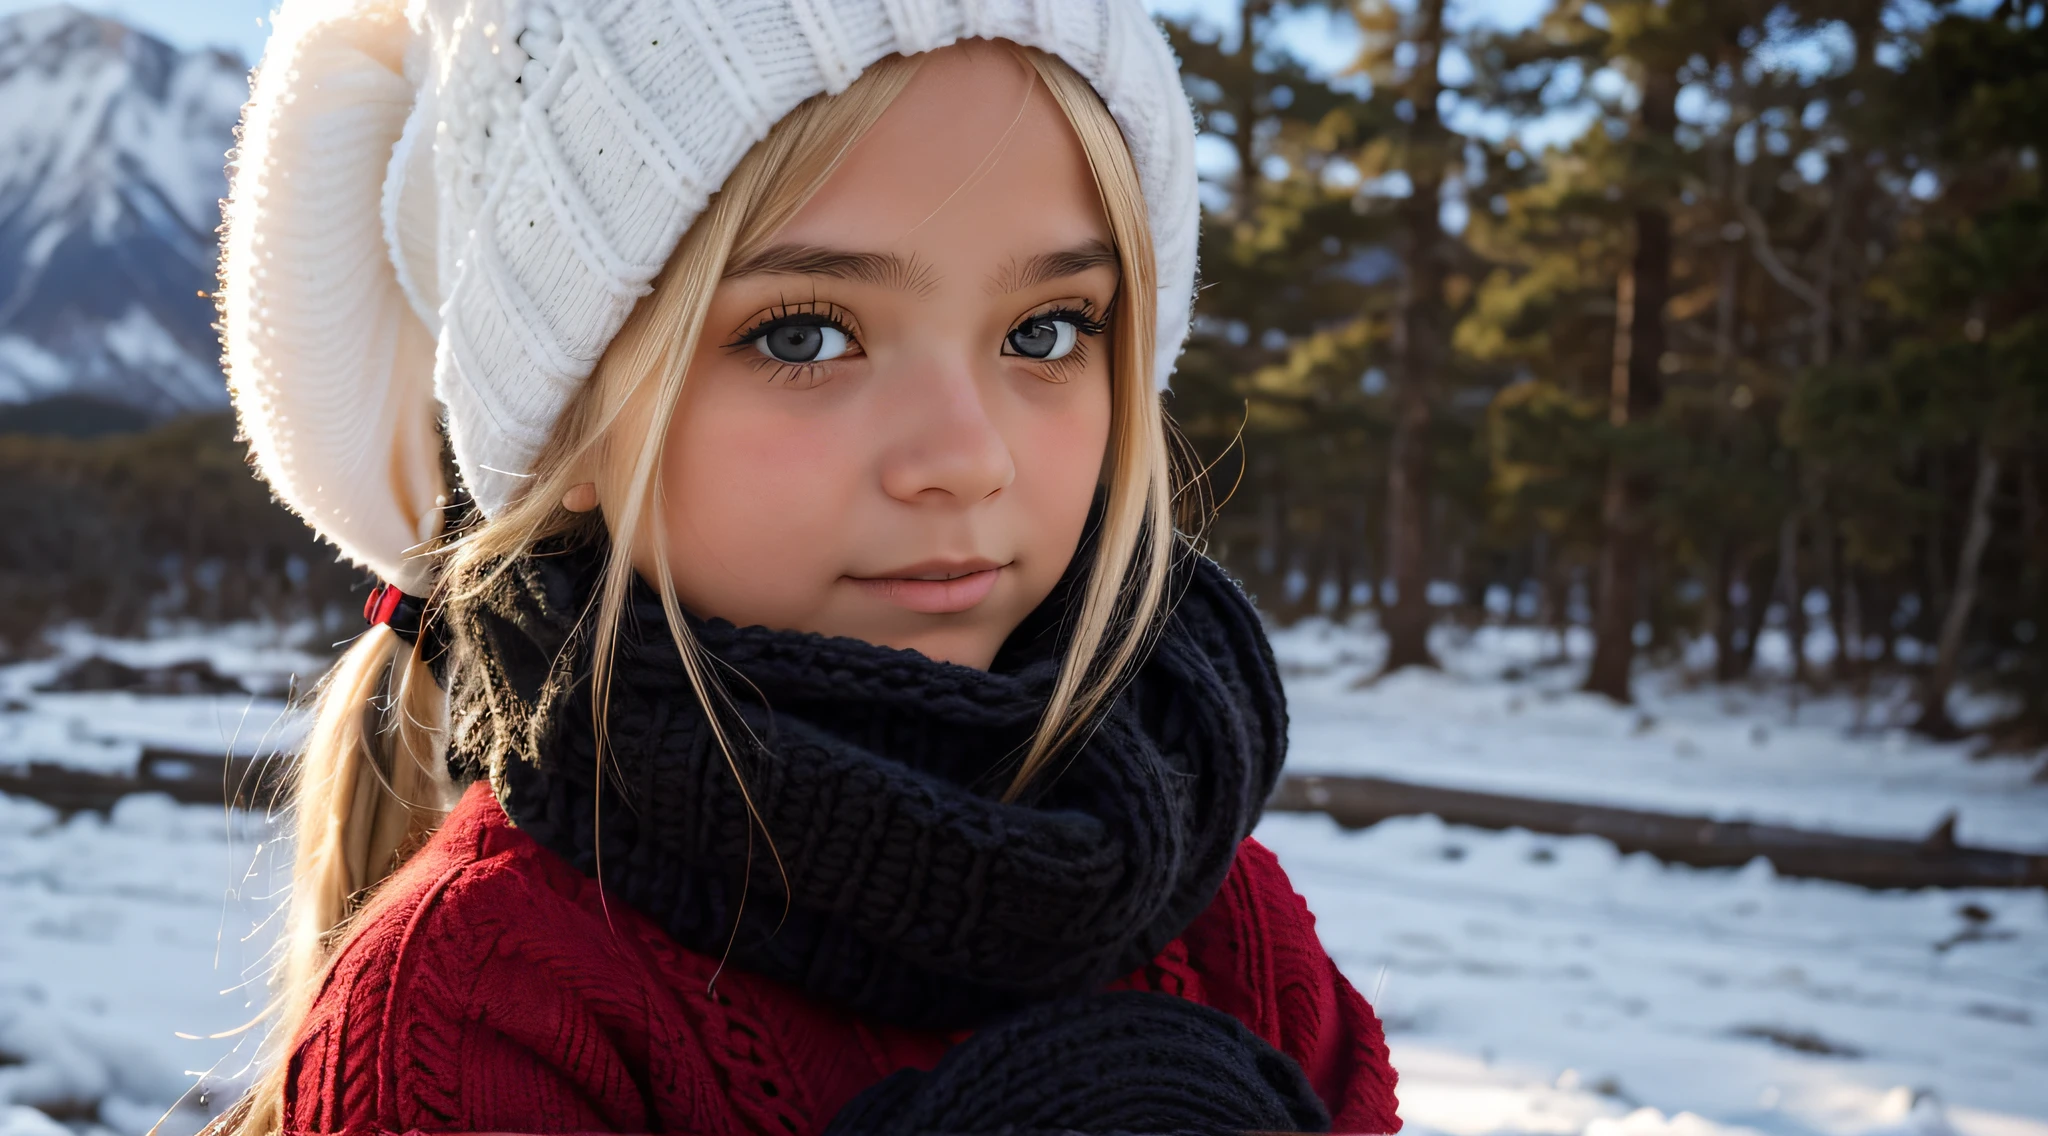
xmin=845 ymin=559 xmax=1007 ymax=614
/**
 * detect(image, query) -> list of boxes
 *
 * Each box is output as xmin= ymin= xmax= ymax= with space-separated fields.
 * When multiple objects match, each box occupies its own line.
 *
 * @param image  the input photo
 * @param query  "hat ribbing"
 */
xmin=220 ymin=0 xmax=1200 ymax=591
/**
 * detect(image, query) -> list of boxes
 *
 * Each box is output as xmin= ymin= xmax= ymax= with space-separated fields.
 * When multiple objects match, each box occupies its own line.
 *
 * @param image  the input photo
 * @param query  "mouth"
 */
xmin=845 ymin=559 xmax=1008 ymax=614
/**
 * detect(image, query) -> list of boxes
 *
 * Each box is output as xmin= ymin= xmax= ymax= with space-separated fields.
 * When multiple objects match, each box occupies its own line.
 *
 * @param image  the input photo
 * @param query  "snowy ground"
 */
xmin=0 ymin=625 xmax=311 ymax=1136
xmin=1262 ymin=620 xmax=2047 ymax=1136
xmin=0 ymin=620 xmax=2043 ymax=1136
xmin=1268 ymin=621 xmax=2045 ymax=851
xmin=0 ymin=623 xmax=317 ymax=774
xmin=0 ymin=794 xmax=279 ymax=1136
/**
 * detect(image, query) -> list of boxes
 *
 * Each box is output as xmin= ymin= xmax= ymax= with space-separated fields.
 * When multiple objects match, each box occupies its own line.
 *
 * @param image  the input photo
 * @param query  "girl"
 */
xmin=216 ymin=1 xmax=1400 ymax=1133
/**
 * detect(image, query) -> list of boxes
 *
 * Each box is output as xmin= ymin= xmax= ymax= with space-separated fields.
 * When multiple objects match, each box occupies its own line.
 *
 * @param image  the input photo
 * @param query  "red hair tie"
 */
xmin=362 ymin=581 xmax=430 ymax=646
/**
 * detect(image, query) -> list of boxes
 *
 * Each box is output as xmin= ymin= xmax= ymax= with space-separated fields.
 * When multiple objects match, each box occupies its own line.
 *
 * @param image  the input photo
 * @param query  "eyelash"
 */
xmin=1005 ymin=302 xmax=1109 ymax=383
xmin=724 ymin=300 xmax=863 ymax=388
xmin=721 ymin=298 xmax=1113 ymax=385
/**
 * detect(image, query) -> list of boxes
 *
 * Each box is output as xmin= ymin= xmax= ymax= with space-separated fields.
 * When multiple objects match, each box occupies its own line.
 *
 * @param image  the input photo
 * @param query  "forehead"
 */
xmin=771 ymin=44 xmax=1111 ymax=272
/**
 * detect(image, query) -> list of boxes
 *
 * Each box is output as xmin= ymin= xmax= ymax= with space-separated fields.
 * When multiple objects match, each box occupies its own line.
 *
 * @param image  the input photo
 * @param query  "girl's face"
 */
xmin=642 ymin=45 xmax=1116 ymax=669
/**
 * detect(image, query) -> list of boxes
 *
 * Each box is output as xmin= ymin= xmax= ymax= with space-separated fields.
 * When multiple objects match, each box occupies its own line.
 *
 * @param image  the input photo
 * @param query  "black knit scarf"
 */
xmin=442 ymin=525 xmax=1289 ymax=1033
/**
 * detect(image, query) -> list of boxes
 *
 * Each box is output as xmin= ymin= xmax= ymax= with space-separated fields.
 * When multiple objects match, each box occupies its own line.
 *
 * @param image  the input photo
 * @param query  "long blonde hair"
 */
xmin=214 ymin=42 xmax=1180 ymax=1136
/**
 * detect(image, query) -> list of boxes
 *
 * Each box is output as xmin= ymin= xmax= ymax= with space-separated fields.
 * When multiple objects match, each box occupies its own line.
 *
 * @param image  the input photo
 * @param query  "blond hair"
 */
xmin=209 ymin=43 xmax=1179 ymax=1136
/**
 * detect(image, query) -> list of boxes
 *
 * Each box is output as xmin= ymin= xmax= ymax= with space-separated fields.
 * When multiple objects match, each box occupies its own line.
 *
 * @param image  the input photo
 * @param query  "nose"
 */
xmin=876 ymin=363 xmax=1016 ymax=506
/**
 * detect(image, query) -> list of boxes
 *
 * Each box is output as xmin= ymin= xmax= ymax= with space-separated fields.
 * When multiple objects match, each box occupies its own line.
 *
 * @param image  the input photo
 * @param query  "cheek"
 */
xmin=1008 ymin=370 xmax=1114 ymax=536
xmin=659 ymin=378 xmax=860 ymax=601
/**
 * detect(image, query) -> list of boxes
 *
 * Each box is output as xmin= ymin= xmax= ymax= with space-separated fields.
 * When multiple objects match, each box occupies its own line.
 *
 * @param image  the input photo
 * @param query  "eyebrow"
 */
xmin=723 ymin=239 xmax=1118 ymax=297
xmin=723 ymin=245 xmax=939 ymax=295
xmin=990 ymin=239 xmax=1119 ymax=295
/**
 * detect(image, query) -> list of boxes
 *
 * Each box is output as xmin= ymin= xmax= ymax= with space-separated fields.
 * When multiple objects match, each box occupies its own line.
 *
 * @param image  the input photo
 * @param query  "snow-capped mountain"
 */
xmin=0 ymin=7 xmax=247 ymax=417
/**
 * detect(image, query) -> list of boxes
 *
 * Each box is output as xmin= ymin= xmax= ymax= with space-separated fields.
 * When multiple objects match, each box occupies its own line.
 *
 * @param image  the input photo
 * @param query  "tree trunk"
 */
xmin=1319 ymin=517 xmax=1346 ymax=618
xmin=1381 ymin=0 xmax=1449 ymax=674
xmin=1332 ymin=505 xmax=1359 ymax=621
xmin=1585 ymin=266 xmax=1639 ymax=700
xmin=1875 ymin=574 xmax=1900 ymax=666
xmin=1710 ymin=538 xmax=1745 ymax=680
xmin=1924 ymin=452 xmax=1949 ymax=632
xmin=1835 ymin=11 xmax=1874 ymax=368
xmin=1708 ymin=151 xmax=1743 ymax=685
xmin=2021 ymin=452 xmax=2041 ymax=599
xmin=1847 ymin=569 xmax=1874 ymax=732
xmin=1362 ymin=515 xmax=1383 ymax=613
xmin=1810 ymin=162 xmax=1843 ymax=370
xmin=1820 ymin=520 xmax=1857 ymax=686
xmin=1778 ymin=507 xmax=1810 ymax=719
xmin=1230 ymin=0 xmax=1271 ymax=222
xmin=1774 ymin=500 xmax=1810 ymax=685
xmin=1642 ymin=548 xmax=1668 ymax=652
xmin=1247 ymin=463 xmax=1287 ymax=612
xmin=1545 ymin=561 xmax=1572 ymax=663
xmin=1732 ymin=551 xmax=1772 ymax=680
xmin=1584 ymin=64 xmax=1676 ymax=703
xmin=1916 ymin=442 xmax=2001 ymax=738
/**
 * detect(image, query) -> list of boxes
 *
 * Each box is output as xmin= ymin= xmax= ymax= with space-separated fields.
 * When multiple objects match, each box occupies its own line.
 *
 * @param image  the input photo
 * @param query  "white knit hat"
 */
xmin=220 ymin=0 xmax=1200 ymax=594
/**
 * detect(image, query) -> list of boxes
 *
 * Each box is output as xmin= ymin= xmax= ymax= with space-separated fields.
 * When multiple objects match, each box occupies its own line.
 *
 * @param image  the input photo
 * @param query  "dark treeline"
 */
xmin=0 ymin=406 xmax=359 ymax=649
xmin=1165 ymin=0 xmax=2047 ymax=743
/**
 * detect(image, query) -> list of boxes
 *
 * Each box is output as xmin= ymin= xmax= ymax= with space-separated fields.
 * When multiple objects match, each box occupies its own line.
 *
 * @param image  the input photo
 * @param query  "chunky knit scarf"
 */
xmin=443 ymin=528 xmax=1288 ymax=1032
xmin=825 ymin=992 xmax=1330 ymax=1135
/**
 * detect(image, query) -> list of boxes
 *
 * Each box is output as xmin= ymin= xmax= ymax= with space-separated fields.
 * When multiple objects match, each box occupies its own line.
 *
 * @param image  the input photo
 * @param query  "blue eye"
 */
xmin=1003 ymin=305 xmax=1106 ymax=364
xmin=1007 ymin=318 xmax=1080 ymax=361
xmin=755 ymin=321 xmax=851 ymax=364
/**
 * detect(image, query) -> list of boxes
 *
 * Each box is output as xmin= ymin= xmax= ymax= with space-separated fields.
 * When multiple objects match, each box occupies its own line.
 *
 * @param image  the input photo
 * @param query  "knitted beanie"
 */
xmin=218 ymin=0 xmax=1200 ymax=594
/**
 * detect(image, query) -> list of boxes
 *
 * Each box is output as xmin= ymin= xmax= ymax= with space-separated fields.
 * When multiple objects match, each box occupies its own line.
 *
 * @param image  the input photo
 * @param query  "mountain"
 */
xmin=0 ymin=6 xmax=246 ymax=419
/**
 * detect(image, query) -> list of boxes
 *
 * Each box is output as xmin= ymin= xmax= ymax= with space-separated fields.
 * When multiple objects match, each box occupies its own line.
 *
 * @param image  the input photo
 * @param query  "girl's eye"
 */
xmin=1005 ymin=317 xmax=1081 ymax=361
xmin=754 ymin=321 xmax=851 ymax=364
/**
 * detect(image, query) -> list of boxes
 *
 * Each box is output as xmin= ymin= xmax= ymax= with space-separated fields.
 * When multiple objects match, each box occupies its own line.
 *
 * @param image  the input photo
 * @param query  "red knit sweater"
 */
xmin=282 ymin=782 xmax=1400 ymax=1135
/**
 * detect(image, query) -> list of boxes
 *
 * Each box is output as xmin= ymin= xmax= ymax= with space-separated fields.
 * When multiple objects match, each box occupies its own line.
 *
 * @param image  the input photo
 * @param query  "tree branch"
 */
xmin=1734 ymin=198 xmax=1827 ymax=313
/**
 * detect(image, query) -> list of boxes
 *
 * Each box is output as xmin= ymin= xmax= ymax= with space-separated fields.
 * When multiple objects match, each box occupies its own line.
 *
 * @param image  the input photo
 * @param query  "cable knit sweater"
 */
xmin=281 ymin=782 xmax=1401 ymax=1136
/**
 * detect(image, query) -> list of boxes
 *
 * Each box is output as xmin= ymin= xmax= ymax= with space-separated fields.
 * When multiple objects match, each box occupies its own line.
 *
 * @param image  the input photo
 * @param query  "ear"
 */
xmin=561 ymin=482 xmax=600 ymax=513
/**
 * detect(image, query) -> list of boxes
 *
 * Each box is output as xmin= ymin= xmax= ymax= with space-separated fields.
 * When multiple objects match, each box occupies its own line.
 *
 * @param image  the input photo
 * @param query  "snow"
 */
xmin=0 ymin=7 xmax=243 ymax=415
xmin=0 ymin=9 xmax=240 ymax=240
xmin=0 ymin=336 xmax=67 ymax=403
xmin=1267 ymin=620 xmax=2048 ymax=852
xmin=1258 ymin=619 xmax=2048 ymax=1136
xmin=0 ymin=619 xmax=2043 ymax=1136
xmin=0 ymin=623 xmax=321 ymax=775
xmin=1258 ymin=812 xmax=2047 ymax=1136
xmin=0 ymin=793 xmax=280 ymax=1136
xmin=98 ymin=308 xmax=223 ymax=411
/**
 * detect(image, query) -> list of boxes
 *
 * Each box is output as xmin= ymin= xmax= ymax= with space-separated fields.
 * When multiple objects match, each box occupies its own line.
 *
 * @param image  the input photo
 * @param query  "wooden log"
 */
xmin=1269 ymin=773 xmax=2048 ymax=890
xmin=6 ymin=754 xmax=2041 ymax=892
xmin=0 ymin=748 xmax=289 ymax=817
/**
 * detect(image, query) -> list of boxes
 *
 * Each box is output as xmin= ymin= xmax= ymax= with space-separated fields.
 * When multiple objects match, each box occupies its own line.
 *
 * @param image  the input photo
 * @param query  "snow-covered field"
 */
xmin=1 ymin=620 xmax=2043 ymax=1136
xmin=1269 ymin=621 xmax=2044 ymax=852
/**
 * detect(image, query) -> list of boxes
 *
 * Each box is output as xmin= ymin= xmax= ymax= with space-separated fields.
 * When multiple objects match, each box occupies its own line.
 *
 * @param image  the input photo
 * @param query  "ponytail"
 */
xmin=286 ymin=621 xmax=452 ymax=962
xmin=207 ymin=622 xmax=453 ymax=1136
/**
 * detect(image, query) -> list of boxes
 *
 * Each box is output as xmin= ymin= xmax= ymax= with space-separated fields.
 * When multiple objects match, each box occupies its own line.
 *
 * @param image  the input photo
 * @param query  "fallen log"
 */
xmin=7 ymin=754 xmax=2041 ymax=891
xmin=1269 ymin=773 xmax=2048 ymax=890
xmin=0 ymin=748 xmax=289 ymax=817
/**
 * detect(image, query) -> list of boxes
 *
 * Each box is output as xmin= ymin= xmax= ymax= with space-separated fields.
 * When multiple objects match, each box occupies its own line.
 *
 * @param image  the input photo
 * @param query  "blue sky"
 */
xmin=5 ymin=0 xmax=1547 ymax=66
